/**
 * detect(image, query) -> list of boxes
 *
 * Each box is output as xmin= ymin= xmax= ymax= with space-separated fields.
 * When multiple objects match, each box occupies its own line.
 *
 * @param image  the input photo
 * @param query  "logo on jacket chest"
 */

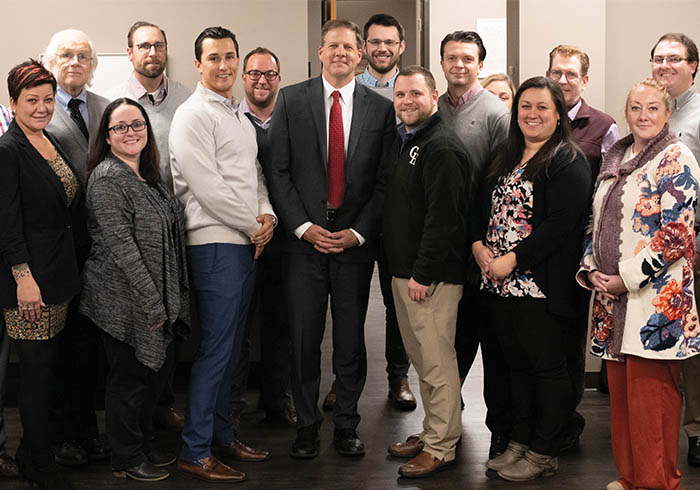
xmin=409 ymin=145 xmax=420 ymax=165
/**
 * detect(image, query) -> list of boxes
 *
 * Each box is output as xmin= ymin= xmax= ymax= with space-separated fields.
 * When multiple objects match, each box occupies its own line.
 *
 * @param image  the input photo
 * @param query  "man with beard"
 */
xmin=229 ymin=47 xmax=298 ymax=429
xmin=108 ymin=21 xmax=191 ymax=434
xmin=109 ymin=21 xmax=190 ymax=191
xmin=322 ymin=12 xmax=417 ymax=414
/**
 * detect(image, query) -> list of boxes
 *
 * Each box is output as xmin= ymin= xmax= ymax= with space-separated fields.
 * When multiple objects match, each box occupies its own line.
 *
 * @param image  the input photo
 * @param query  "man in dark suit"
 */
xmin=42 ymin=29 xmax=110 ymax=466
xmin=266 ymin=19 xmax=395 ymax=459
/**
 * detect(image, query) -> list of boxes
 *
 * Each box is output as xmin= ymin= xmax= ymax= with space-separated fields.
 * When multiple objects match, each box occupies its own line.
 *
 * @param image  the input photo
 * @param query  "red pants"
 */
xmin=607 ymin=356 xmax=682 ymax=490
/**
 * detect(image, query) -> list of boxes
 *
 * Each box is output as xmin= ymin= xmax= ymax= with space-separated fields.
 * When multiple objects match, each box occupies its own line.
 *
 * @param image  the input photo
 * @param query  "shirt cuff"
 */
xmin=350 ymin=228 xmax=365 ymax=246
xmin=294 ymin=221 xmax=312 ymax=240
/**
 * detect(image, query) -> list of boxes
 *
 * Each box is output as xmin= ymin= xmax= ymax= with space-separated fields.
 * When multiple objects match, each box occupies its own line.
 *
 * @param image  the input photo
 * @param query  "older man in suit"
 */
xmin=42 ymin=29 xmax=110 ymax=466
xmin=266 ymin=19 xmax=395 ymax=459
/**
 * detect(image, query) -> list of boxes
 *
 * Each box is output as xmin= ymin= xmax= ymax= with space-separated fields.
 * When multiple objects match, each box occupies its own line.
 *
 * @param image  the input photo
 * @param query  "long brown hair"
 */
xmin=489 ymin=76 xmax=582 ymax=182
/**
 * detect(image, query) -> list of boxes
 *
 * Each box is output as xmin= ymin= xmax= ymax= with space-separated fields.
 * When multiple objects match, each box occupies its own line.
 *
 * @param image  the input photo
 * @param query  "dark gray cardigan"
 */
xmin=80 ymin=154 xmax=189 ymax=371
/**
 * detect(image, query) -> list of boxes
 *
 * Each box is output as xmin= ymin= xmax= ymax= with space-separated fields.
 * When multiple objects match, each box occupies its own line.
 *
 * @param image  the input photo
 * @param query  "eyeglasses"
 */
xmin=366 ymin=39 xmax=401 ymax=48
xmin=651 ymin=56 xmax=688 ymax=65
xmin=135 ymin=42 xmax=167 ymax=53
xmin=245 ymin=70 xmax=279 ymax=81
xmin=549 ymin=70 xmax=580 ymax=81
xmin=108 ymin=120 xmax=147 ymax=134
xmin=57 ymin=51 xmax=92 ymax=65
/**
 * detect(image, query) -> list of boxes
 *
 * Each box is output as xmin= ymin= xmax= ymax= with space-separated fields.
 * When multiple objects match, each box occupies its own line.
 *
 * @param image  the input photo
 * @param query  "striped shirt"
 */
xmin=0 ymin=105 xmax=11 ymax=134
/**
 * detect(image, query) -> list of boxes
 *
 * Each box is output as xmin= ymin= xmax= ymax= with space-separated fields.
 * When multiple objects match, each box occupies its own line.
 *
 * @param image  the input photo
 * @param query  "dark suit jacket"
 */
xmin=265 ymin=76 xmax=395 ymax=262
xmin=0 ymin=121 xmax=86 ymax=307
xmin=46 ymin=90 xmax=109 ymax=185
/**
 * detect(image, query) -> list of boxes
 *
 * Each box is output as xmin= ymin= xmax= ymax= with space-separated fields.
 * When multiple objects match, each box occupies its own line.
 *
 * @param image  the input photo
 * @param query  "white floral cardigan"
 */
xmin=577 ymin=126 xmax=700 ymax=361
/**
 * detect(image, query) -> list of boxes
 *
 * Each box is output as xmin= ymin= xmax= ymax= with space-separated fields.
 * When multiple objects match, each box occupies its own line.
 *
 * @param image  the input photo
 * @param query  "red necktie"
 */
xmin=328 ymin=90 xmax=345 ymax=208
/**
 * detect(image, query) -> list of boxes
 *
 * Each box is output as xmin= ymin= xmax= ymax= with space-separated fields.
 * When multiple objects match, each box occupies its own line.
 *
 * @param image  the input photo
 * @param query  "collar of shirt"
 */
xmin=128 ymin=73 xmax=168 ymax=106
xmin=322 ymin=76 xmax=355 ymax=103
xmin=198 ymin=82 xmax=238 ymax=111
xmin=673 ymin=84 xmax=697 ymax=113
xmin=56 ymin=85 xmax=89 ymax=125
xmin=567 ymin=98 xmax=583 ymax=120
xmin=356 ymin=67 xmax=398 ymax=88
xmin=446 ymin=82 xmax=482 ymax=109
xmin=239 ymin=98 xmax=271 ymax=129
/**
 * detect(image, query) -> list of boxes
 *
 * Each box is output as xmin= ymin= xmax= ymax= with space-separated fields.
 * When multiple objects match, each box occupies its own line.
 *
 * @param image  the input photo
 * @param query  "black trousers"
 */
xmin=487 ymin=293 xmax=570 ymax=456
xmin=454 ymin=285 xmax=512 ymax=434
xmin=50 ymin=305 xmax=101 ymax=444
xmin=377 ymin=238 xmax=410 ymax=378
xmin=15 ymin=334 xmax=60 ymax=470
xmin=287 ymin=252 xmax=373 ymax=430
xmin=564 ymin=292 xmax=590 ymax=432
xmin=102 ymin=331 xmax=174 ymax=471
xmin=230 ymin=243 xmax=293 ymax=424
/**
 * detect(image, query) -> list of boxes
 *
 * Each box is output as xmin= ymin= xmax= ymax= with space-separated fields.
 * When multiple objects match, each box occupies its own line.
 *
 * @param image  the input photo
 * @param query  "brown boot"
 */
xmin=388 ymin=376 xmax=417 ymax=410
xmin=497 ymin=449 xmax=558 ymax=481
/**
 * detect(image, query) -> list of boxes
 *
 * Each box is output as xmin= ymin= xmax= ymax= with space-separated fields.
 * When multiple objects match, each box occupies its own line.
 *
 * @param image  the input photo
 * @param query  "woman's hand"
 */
xmin=488 ymin=252 xmax=517 ymax=280
xmin=472 ymin=241 xmax=495 ymax=275
xmin=589 ymin=271 xmax=628 ymax=299
xmin=13 ymin=264 xmax=45 ymax=323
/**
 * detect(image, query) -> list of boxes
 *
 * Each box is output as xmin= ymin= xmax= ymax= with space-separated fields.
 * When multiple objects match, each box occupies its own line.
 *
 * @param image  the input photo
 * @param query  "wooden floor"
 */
xmin=3 ymin=271 xmax=700 ymax=489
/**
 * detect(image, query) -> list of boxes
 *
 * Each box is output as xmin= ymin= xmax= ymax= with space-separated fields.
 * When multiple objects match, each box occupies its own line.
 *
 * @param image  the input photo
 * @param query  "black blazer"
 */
xmin=469 ymin=146 xmax=592 ymax=318
xmin=0 ymin=121 xmax=86 ymax=307
xmin=265 ymin=76 xmax=395 ymax=262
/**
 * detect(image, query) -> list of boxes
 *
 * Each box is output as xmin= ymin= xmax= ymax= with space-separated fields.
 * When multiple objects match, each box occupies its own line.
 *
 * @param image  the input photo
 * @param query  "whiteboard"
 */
xmin=90 ymin=54 xmax=133 ymax=98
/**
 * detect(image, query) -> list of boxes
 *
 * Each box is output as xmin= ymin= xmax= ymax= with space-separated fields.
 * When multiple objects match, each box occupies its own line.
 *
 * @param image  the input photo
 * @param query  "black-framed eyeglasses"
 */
xmin=366 ymin=39 xmax=400 ymax=48
xmin=108 ymin=120 xmax=147 ymax=134
xmin=651 ymin=56 xmax=688 ymax=65
xmin=548 ymin=70 xmax=580 ymax=81
xmin=136 ymin=42 xmax=167 ymax=53
xmin=245 ymin=70 xmax=279 ymax=81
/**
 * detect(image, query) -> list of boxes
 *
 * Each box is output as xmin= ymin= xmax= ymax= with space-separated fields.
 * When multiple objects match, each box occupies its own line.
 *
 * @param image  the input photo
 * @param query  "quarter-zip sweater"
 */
xmin=383 ymin=111 xmax=471 ymax=286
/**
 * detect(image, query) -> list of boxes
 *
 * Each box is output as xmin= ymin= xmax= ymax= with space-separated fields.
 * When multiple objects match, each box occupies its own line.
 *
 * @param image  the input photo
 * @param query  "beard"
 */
xmin=135 ymin=61 xmax=165 ymax=79
xmin=367 ymin=54 xmax=399 ymax=75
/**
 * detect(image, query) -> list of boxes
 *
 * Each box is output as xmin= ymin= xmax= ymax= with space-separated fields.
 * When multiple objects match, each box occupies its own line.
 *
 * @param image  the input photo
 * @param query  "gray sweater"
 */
xmin=107 ymin=77 xmax=191 ymax=191
xmin=438 ymin=88 xmax=510 ymax=179
xmin=80 ymin=155 xmax=189 ymax=371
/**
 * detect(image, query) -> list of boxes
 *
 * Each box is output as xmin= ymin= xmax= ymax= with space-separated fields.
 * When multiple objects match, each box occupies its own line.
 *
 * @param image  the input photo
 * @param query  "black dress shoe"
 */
xmin=290 ymin=426 xmax=319 ymax=459
xmin=113 ymin=461 xmax=169 ymax=481
xmin=688 ymin=436 xmax=700 ymax=466
xmin=266 ymin=399 xmax=297 ymax=427
xmin=147 ymin=448 xmax=177 ymax=467
xmin=488 ymin=432 xmax=510 ymax=459
xmin=333 ymin=428 xmax=365 ymax=457
xmin=81 ymin=435 xmax=110 ymax=462
xmin=53 ymin=442 xmax=88 ymax=467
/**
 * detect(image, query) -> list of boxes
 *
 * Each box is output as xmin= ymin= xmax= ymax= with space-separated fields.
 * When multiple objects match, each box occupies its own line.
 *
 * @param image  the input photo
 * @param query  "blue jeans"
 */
xmin=181 ymin=243 xmax=255 ymax=461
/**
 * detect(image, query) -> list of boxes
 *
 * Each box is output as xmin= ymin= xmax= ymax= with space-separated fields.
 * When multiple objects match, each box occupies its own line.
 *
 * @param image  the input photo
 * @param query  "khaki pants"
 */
xmin=391 ymin=278 xmax=463 ymax=461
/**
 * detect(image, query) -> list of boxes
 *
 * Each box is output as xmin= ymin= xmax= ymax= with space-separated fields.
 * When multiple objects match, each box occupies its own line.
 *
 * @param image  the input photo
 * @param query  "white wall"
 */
xmin=0 ymin=0 xmax=309 ymax=104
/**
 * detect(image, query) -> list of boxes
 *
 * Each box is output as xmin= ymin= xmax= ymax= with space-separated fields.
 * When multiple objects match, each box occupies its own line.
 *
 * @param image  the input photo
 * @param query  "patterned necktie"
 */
xmin=68 ymin=98 xmax=89 ymax=141
xmin=327 ymin=90 xmax=345 ymax=208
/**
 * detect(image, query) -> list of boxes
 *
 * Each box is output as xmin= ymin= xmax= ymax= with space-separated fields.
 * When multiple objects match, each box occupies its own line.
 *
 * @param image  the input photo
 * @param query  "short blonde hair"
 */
xmin=625 ymin=78 xmax=671 ymax=114
xmin=481 ymin=73 xmax=516 ymax=97
xmin=43 ymin=29 xmax=98 ymax=87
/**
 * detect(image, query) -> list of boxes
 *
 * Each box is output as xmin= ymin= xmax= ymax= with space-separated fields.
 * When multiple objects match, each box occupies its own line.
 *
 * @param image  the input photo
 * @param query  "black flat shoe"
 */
xmin=53 ymin=442 xmax=88 ymax=467
xmin=689 ymin=436 xmax=700 ymax=467
xmin=333 ymin=428 xmax=365 ymax=457
xmin=147 ymin=448 xmax=177 ymax=467
xmin=290 ymin=426 xmax=319 ymax=459
xmin=113 ymin=461 xmax=169 ymax=481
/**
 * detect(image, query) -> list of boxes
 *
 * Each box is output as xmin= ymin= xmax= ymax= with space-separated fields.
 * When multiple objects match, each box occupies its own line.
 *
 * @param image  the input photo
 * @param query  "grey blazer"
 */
xmin=46 ymin=90 xmax=109 ymax=185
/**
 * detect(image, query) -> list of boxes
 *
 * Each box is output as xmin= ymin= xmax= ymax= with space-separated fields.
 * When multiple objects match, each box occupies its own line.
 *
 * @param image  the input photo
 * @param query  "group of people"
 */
xmin=0 ymin=12 xmax=699 ymax=490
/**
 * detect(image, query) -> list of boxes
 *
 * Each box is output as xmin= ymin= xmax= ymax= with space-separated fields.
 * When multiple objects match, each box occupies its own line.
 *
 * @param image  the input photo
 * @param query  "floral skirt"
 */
xmin=3 ymin=302 xmax=69 ymax=340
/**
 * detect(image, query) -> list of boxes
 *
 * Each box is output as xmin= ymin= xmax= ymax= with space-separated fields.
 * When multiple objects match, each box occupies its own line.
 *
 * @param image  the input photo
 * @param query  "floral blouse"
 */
xmin=481 ymin=165 xmax=545 ymax=298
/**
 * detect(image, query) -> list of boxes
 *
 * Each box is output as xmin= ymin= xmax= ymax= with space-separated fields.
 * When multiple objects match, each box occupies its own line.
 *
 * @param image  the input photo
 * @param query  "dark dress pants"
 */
xmin=0 ymin=316 xmax=8 ymax=457
xmin=565 ymin=292 xmax=590 ymax=431
xmin=287 ymin=252 xmax=373 ymax=430
xmin=377 ymin=238 xmax=410 ymax=379
xmin=15 ymin=334 xmax=61 ymax=470
xmin=487 ymin=293 xmax=570 ymax=456
xmin=455 ymin=285 xmax=512 ymax=434
xmin=102 ymin=331 xmax=174 ymax=471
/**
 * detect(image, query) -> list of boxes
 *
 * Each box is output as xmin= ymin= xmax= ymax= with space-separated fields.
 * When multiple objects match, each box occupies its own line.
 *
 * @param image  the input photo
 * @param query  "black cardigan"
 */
xmin=469 ymin=146 xmax=592 ymax=318
xmin=0 ymin=121 xmax=86 ymax=307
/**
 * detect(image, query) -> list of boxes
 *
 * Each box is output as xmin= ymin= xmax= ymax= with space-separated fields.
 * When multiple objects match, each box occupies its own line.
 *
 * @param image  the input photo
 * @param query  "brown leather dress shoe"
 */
xmin=398 ymin=451 xmax=454 ymax=478
xmin=177 ymin=456 xmax=246 ymax=483
xmin=388 ymin=434 xmax=424 ymax=458
xmin=388 ymin=376 xmax=417 ymax=410
xmin=322 ymin=381 xmax=336 ymax=411
xmin=155 ymin=406 xmax=185 ymax=431
xmin=215 ymin=440 xmax=270 ymax=462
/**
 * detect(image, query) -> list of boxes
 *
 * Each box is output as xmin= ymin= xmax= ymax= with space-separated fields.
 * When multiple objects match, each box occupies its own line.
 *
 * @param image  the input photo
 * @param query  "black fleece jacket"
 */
xmin=383 ymin=111 xmax=471 ymax=286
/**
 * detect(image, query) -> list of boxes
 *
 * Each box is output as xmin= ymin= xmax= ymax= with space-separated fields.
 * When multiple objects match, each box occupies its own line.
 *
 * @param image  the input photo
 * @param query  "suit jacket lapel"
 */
xmin=54 ymin=103 xmax=88 ymax=153
xmin=308 ymin=77 xmax=328 ymax=173
xmin=347 ymin=85 xmax=368 ymax=167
